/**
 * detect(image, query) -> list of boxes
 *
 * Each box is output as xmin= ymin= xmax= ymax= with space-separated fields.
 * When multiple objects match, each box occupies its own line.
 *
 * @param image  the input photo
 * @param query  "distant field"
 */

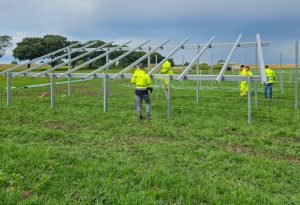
xmin=0 ymin=65 xmax=299 ymax=204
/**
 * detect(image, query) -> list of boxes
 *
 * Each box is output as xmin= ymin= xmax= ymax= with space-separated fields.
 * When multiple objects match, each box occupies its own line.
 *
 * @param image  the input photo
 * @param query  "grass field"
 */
xmin=0 ymin=66 xmax=299 ymax=204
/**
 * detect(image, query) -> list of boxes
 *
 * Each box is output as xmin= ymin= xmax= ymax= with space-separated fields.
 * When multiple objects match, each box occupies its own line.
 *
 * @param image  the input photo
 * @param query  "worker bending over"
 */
xmin=131 ymin=63 xmax=153 ymax=120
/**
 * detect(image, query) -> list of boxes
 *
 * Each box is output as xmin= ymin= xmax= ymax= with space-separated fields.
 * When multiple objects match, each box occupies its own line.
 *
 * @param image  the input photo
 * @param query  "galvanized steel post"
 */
xmin=67 ymin=48 xmax=72 ymax=96
xmin=104 ymin=50 xmax=109 ymax=112
xmin=196 ymin=45 xmax=200 ymax=103
xmin=295 ymin=41 xmax=299 ymax=109
xmin=248 ymin=76 xmax=252 ymax=124
xmin=167 ymin=75 xmax=172 ymax=118
xmin=103 ymin=75 xmax=108 ymax=112
xmin=50 ymin=73 xmax=55 ymax=108
xmin=255 ymin=80 xmax=258 ymax=107
xmin=6 ymin=72 xmax=11 ymax=106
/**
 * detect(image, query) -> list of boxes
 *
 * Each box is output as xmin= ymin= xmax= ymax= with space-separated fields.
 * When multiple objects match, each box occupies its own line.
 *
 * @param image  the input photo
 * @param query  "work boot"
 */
xmin=146 ymin=113 xmax=151 ymax=120
xmin=138 ymin=115 xmax=143 ymax=121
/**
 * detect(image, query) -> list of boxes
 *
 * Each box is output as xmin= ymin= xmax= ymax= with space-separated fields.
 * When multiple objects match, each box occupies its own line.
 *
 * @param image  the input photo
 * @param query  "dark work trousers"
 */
xmin=264 ymin=83 xmax=273 ymax=99
xmin=135 ymin=89 xmax=151 ymax=118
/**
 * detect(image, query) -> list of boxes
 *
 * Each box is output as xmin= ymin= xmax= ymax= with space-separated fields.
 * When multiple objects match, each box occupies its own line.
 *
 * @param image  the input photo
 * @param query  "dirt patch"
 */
xmin=225 ymin=144 xmax=300 ymax=164
xmin=226 ymin=144 xmax=252 ymax=153
xmin=42 ymin=121 xmax=80 ymax=131
xmin=21 ymin=190 xmax=34 ymax=200
xmin=274 ymin=136 xmax=300 ymax=144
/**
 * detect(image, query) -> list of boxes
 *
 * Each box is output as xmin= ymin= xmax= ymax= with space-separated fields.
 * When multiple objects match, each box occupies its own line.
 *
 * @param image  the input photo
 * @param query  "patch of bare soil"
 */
xmin=21 ymin=190 xmax=34 ymax=200
xmin=225 ymin=144 xmax=300 ymax=164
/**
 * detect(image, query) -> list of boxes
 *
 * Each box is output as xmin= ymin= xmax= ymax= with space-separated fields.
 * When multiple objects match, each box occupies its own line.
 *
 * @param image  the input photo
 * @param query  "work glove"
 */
xmin=149 ymin=87 xmax=153 ymax=93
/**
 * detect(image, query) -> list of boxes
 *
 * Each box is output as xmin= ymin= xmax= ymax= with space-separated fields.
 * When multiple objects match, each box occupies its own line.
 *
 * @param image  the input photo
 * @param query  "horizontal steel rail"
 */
xmin=10 ymin=71 xmax=261 ymax=82
xmin=71 ymin=42 xmax=270 ymax=52
xmin=21 ymin=79 xmax=90 ymax=88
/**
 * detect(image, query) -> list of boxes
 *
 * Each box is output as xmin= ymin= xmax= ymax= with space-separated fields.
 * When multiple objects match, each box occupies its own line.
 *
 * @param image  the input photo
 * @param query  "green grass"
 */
xmin=0 ymin=68 xmax=299 ymax=204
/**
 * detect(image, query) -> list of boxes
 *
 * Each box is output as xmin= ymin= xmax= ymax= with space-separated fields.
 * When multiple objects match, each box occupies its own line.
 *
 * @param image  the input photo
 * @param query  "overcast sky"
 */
xmin=1 ymin=0 xmax=299 ymax=64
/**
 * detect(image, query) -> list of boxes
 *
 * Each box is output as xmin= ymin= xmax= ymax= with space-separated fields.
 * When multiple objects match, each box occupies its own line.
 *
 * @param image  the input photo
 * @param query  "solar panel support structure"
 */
xmin=0 ymin=42 xmax=80 ymax=75
xmin=57 ymin=41 xmax=131 ymax=78
xmin=83 ymin=40 xmax=151 ymax=79
xmin=112 ymin=39 xmax=171 ymax=79
xmin=34 ymin=41 xmax=114 ymax=78
xmin=177 ymin=36 xmax=215 ymax=81
xmin=148 ymin=37 xmax=190 ymax=75
xmin=77 ymin=42 xmax=269 ymax=52
xmin=12 ymin=41 xmax=97 ymax=77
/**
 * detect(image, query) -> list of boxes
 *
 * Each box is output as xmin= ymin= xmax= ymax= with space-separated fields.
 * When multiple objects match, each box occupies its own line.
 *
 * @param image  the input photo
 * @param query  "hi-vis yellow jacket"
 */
xmin=161 ymin=60 xmax=173 ymax=74
xmin=266 ymin=68 xmax=275 ymax=83
xmin=131 ymin=69 xmax=152 ymax=89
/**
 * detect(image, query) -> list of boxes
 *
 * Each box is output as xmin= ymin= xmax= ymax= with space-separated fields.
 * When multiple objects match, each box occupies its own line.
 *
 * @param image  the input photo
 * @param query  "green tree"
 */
xmin=0 ymin=35 xmax=12 ymax=58
xmin=13 ymin=37 xmax=46 ymax=68
xmin=43 ymin=35 xmax=68 ymax=67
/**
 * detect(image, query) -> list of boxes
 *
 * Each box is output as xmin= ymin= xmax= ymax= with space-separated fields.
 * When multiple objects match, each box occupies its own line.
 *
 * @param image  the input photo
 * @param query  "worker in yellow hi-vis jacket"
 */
xmin=264 ymin=65 xmax=276 ymax=99
xmin=240 ymin=65 xmax=253 ymax=96
xmin=133 ymin=65 xmax=145 ymax=108
xmin=131 ymin=63 xmax=153 ymax=120
xmin=161 ymin=60 xmax=173 ymax=88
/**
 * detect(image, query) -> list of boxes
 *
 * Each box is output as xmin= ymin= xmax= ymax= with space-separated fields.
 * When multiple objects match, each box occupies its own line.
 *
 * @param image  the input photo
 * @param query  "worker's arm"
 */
xmin=161 ymin=67 xmax=170 ymax=74
xmin=131 ymin=74 xmax=137 ymax=84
